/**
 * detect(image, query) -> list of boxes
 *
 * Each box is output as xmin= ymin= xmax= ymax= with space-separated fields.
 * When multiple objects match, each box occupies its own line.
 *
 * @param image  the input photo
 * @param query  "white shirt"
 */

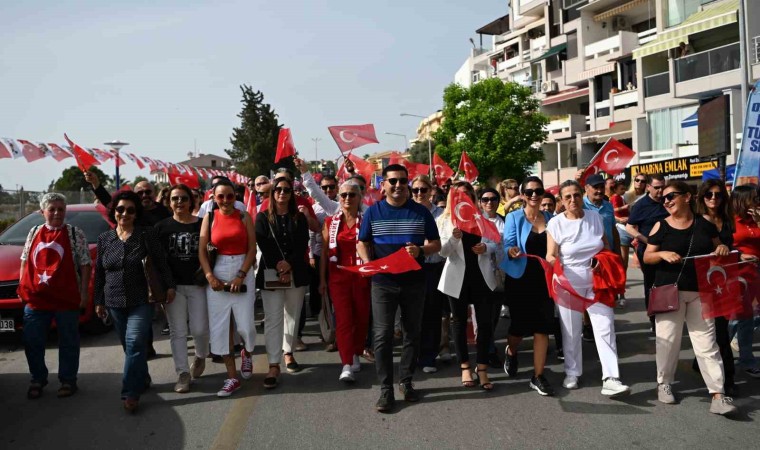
xmin=547 ymin=210 xmax=604 ymax=288
xmin=197 ymin=198 xmax=246 ymax=218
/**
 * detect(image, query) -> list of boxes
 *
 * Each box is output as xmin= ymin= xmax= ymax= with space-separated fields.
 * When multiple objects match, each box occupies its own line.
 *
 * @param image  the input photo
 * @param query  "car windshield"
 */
xmin=0 ymin=210 xmax=111 ymax=245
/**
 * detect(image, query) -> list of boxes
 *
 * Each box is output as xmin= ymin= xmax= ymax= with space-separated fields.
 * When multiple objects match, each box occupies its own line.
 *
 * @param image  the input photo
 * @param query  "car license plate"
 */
xmin=0 ymin=318 xmax=14 ymax=332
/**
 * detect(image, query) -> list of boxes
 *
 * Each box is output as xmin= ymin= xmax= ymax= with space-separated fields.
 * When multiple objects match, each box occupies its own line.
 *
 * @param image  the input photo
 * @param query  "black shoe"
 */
xmin=504 ymin=345 xmax=518 ymax=377
xmin=399 ymin=382 xmax=420 ymax=402
xmin=529 ymin=374 xmax=555 ymax=396
xmin=147 ymin=345 xmax=157 ymax=360
xmin=556 ymin=348 xmax=564 ymax=361
xmin=582 ymin=325 xmax=594 ymax=342
xmin=376 ymin=390 xmax=395 ymax=412
xmin=487 ymin=352 xmax=502 ymax=369
xmin=692 ymin=358 xmax=700 ymax=373
xmin=211 ymin=353 xmax=224 ymax=363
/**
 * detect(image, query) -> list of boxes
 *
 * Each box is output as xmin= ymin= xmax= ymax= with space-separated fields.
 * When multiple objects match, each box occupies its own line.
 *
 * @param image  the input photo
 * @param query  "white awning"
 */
xmin=576 ymin=63 xmax=616 ymax=83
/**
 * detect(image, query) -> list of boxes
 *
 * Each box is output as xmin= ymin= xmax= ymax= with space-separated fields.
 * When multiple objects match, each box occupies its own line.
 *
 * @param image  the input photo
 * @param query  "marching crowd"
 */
xmin=16 ymin=158 xmax=760 ymax=416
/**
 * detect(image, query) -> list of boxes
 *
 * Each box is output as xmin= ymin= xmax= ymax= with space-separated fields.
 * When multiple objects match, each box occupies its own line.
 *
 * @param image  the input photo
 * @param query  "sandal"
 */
xmin=57 ymin=383 xmax=78 ymax=398
xmin=27 ymin=382 xmax=45 ymax=400
xmin=264 ymin=364 xmax=280 ymax=389
xmin=477 ymin=369 xmax=494 ymax=391
xmin=284 ymin=353 xmax=301 ymax=373
xmin=461 ymin=365 xmax=476 ymax=388
xmin=123 ymin=397 xmax=139 ymax=413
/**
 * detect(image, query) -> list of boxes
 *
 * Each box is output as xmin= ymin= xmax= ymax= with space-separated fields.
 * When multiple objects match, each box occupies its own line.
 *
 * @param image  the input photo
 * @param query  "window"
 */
xmin=667 ymin=0 xmax=716 ymax=27
xmin=566 ymin=32 xmax=578 ymax=59
xmin=620 ymin=59 xmax=637 ymax=89
xmin=211 ymin=160 xmax=217 ymax=167
xmin=648 ymin=105 xmax=699 ymax=152
xmin=595 ymin=73 xmax=616 ymax=102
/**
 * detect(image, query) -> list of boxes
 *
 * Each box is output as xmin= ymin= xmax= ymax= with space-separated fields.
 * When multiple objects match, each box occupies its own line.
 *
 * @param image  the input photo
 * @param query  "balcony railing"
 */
xmin=644 ymin=72 xmax=670 ymax=97
xmin=675 ymin=42 xmax=740 ymax=83
xmin=638 ymin=28 xmax=657 ymax=46
xmin=753 ymin=36 xmax=760 ymax=65
xmin=498 ymin=55 xmax=522 ymax=72
xmin=612 ymin=90 xmax=638 ymax=108
xmin=585 ymin=35 xmax=621 ymax=60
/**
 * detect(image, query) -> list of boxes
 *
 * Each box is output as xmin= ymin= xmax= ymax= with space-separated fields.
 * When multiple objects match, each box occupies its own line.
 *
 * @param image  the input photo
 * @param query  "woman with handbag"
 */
xmin=94 ymin=191 xmax=176 ymax=412
xmin=546 ymin=180 xmax=630 ymax=398
xmin=501 ymin=176 xmax=555 ymax=396
xmin=199 ymin=179 xmax=257 ymax=398
xmin=437 ymin=181 xmax=499 ymax=390
xmin=643 ymin=180 xmax=736 ymax=416
xmin=155 ymin=184 xmax=210 ymax=393
xmin=319 ymin=180 xmax=371 ymax=382
xmin=256 ymin=177 xmax=310 ymax=389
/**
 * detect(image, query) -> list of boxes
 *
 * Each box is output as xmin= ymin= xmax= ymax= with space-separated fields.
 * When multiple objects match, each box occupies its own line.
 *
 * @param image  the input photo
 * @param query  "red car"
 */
xmin=0 ymin=204 xmax=113 ymax=334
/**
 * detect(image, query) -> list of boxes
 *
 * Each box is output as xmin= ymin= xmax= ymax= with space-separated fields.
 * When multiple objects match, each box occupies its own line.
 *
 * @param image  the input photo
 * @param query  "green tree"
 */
xmin=50 ymin=166 xmax=112 ymax=192
xmin=408 ymin=139 xmax=437 ymax=164
xmin=225 ymin=85 xmax=285 ymax=178
xmin=433 ymin=78 xmax=548 ymax=182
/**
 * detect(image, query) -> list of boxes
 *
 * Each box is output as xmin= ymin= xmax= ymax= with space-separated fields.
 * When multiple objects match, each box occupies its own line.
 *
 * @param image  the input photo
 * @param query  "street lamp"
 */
xmin=104 ymin=140 xmax=129 ymax=189
xmin=400 ymin=113 xmax=433 ymax=178
xmin=384 ymin=132 xmax=409 ymax=151
xmin=311 ymin=137 xmax=322 ymax=161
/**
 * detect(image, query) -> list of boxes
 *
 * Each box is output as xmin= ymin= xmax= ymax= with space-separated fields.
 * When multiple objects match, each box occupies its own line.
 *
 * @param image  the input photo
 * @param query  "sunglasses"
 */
xmin=321 ymin=184 xmax=337 ymax=191
xmin=523 ymin=188 xmax=545 ymax=197
xmin=634 ymin=178 xmax=646 ymax=183
xmin=480 ymin=196 xmax=499 ymax=203
xmin=703 ymin=191 xmax=723 ymax=200
xmin=663 ymin=192 xmax=685 ymax=202
xmin=274 ymin=187 xmax=292 ymax=194
xmin=171 ymin=195 xmax=189 ymax=203
xmin=115 ymin=205 xmax=136 ymax=215
xmin=411 ymin=187 xmax=429 ymax=194
xmin=339 ymin=192 xmax=358 ymax=199
xmin=215 ymin=193 xmax=236 ymax=202
xmin=386 ymin=178 xmax=408 ymax=186
xmin=136 ymin=190 xmax=153 ymax=197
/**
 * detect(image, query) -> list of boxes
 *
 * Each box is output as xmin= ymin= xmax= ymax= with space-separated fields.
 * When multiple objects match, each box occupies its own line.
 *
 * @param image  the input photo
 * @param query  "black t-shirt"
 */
xmin=628 ymin=194 xmax=668 ymax=258
xmin=649 ymin=215 xmax=718 ymax=291
xmin=142 ymin=203 xmax=171 ymax=226
xmin=155 ymin=217 xmax=202 ymax=285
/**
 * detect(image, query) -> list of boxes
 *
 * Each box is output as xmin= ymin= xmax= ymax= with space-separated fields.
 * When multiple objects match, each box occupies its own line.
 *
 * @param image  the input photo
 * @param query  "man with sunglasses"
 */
xmin=357 ymin=164 xmax=441 ymax=413
xmin=253 ymin=175 xmax=271 ymax=205
xmin=626 ymin=174 xmax=668 ymax=333
xmin=85 ymin=174 xmax=171 ymax=226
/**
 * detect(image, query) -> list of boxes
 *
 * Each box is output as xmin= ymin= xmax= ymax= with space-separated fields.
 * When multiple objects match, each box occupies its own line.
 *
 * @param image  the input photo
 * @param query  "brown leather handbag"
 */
xmin=647 ymin=222 xmax=694 ymax=316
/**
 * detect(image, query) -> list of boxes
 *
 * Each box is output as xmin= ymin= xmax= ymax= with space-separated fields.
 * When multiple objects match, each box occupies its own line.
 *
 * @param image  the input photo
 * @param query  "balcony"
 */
xmin=638 ymin=28 xmax=657 ymax=46
xmin=644 ymin=72 xmax=670 ymax=97
xmin=612 ymin=90 xmax=638 ymax=108
xmin=545 ymin=114 xmax=587 ymax=142
xmin=519 ymin=0 xmax=546 ymax=16
xmin=497 ymin=55 xmax=522 ymax=72
xmin=675 ymin=42 xmax=740 ymax=83
xmin=584 ymin=31 xmax=639 ymax=68
xmin=530 ymin=35 xmax=548 ymax=57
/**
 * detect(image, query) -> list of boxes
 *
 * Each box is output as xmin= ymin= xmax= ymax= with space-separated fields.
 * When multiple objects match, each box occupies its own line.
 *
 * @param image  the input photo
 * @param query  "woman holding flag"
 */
xmin=546 ymin=180 xmax=630 ymax=397
xmin=643 ymin=180 xmax=736 ymax=416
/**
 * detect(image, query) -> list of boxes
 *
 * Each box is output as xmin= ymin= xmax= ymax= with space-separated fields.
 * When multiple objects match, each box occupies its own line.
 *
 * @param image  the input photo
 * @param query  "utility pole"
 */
xmin=311 ymin=138 xmax=322 ymax=162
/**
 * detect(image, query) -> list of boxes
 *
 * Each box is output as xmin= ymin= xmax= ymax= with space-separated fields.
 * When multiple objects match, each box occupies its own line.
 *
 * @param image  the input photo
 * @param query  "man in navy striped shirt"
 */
xmin=358 ymin=164 xmax=441 ymax=413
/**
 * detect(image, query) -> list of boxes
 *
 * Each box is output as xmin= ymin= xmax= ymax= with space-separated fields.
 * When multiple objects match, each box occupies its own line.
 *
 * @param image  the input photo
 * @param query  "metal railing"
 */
xmin=644 ymin=72 xmax=670 ymax=97
xmin=675 ymin=42 xmax=740 ymax=83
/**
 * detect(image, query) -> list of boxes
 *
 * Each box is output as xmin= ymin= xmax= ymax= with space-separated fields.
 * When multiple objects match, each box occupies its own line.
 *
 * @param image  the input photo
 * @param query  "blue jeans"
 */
xmin=109 ymin=303 xmax=152 ymax=400
xmin=23 ymin=305 xmax=80 ymax=385
xmin=729 ymin=318 xmax=758 ymax=369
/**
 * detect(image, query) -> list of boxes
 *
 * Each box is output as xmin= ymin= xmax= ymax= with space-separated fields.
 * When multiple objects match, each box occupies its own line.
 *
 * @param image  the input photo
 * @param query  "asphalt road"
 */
xmin=1 ymin=268 xmax=759 ymax=450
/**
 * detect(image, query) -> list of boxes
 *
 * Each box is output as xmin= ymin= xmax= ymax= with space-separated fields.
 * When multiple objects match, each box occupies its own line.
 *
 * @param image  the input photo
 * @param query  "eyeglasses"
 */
xmin=650 ymin=185 xmax=665 ymax=191
xmin=339 ymin=192 xmax=358 ymax=199
xmin=115 ymin=205 xmax=136 ymax=215
xmin=480 ymin=196 xmax=499 ymax=203
xmin=136 ymin=190 xmax=153 ymax=197
xmin=274 ymin=187 xmax=292 ymax=194
xmin=411 ymin=187 xmax=429 ymax=194
xmin=386 ymin=178 xmax=408 ymax=186
xmin=703 ymin=191 xmax=723 ymax=200
xmin=171 ymin=195 xmax=189 ymax=203
xmin=663 ymin=192 xmax=685 ymax=202
xmin=215 ymin=193 xmax=236 ymax=202
xmin=321 ymin=184 xmax=337 ymax=191
xmin=634 ymin=178 xmax=646 ymax=183
xmin=523 ymin=188 xmax=545 ymax=198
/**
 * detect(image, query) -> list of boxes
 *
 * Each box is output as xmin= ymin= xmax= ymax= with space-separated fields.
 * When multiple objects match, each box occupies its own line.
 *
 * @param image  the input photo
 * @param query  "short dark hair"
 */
xmin=383 ymin=164 xmax=408 ymax=178
xmin=559 ymin=179 xmax=582 ymax=197
xmin=479 ymin=187 xmax=500 ymax=201
xmin=212 ymin=178 xmax=235 ymax=194
xmin=108 ymin=190 xmax=143 ymax=225
xmin=170 ymin=184 xmax=196 ymax=210
xmin=320 ymin=175 xmax=337 ymax=184
xmin=649 ymin=174 xmax=665 ymax=183
xmin=521 ymin=176 xmax=544 ymax=193
xmin=542 ymin=192 xmax=556 ymax=203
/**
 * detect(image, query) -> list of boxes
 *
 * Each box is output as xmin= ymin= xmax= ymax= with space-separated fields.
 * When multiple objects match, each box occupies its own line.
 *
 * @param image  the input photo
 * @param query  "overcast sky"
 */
xmin=1 ymin=0 xmax=506 ymax=191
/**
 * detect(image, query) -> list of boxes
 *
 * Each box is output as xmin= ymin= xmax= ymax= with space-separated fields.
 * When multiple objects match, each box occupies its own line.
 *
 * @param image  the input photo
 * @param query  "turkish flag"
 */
xmin=695 ymin=254 xmax=744 ymax=320
xmin=363 ymin=186 xmax=383 ymax=206
xmin=432 ymin=153 xmax=454 ymax=186
xmin=17 ymin=140 xmax=47 ymax=162
xmin=731 ymin=261 xmax=760 ymax=320
xmin=339 ymin=248 xmax=421 ymax=276
xmin=89 ymin=148 xmax=113 ymax=164
xmin=64 ymin=134 xmax=100 ymax=172
xmin=458 ymin=151 xmax=479 ymax=183
xmin=580 ymin=138 xmax=635 ymax=184
xmin=450 ymin=190 xmax=501 ymax=243
xmin=168 ymin=173 xmax=200 ymax=189
xmin=107 ymin=149 xmax=126 ymax=167
xmin=47 ymin=143 xmax=73 ymax=161
xmin=345 ymin=153 xmax=375 ymax=183
xmin=388 ymin=152 xmax=428 ymax=178
xmin=124 ymin=152 xmax=145 ymax=169
xmin=275 ymin=128 xmax=296 ymax=163
xmin=551 ymin=259 xmax=596 ymax=312
xmin=328 ymin=124 xmax=379 ymax=153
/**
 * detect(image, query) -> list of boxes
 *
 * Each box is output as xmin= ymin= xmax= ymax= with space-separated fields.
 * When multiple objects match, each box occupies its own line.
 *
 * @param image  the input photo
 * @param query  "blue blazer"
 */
xmin=500 ymin=209 xmax=553 ymax=278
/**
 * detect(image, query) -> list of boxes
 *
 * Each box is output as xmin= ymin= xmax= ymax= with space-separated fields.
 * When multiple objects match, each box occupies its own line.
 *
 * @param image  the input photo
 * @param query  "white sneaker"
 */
xmin=657 ymin=383 xmax=676 ymax=404
xmin=339 ymin=365 xmax=355 ymax=382
xmin=730 ymin=336 xmax=739 ymax=353
xmin=601 ymin=377 xmax=631 ymax=397
xmin=563 ymin=375 xmax=579 ymax=390
xmin=422 ymin=366 xmax=438 ymax=373
xmin=500 ymin=305 xmax=510 ymax=318
xmin=438 ymin=348 xmax=452 ymax=362
xmin=351 ymin=355 xmax=361 ymax=372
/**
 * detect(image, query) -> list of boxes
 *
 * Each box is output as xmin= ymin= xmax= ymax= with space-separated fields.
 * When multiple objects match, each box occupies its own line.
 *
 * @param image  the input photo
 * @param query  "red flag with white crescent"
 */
xmin=328 ymin=124 xmax=379 ymax=154
xmin=275 ymin=128 xmax=296 ymax=163
xmin=168 ymin=173 xmax=200 ymax=189
xmin=695 ymin=253 xmax=745 ymax=319
xmin=142 ymin=156 xmax=158 ymax=171
xmin=338 ymin=248 xmax=421 ymax=276
xmin=17 ymin=140 xmax=47 ymax=162
xmin=458 ymin=151 xmax=479 ymax=183
xmin=64 ymin=134 xmax=100 ymax=172
xmin=450 ymin=190 xmax=501 ymax=243
xmin=432 ymin=153 xmax=454 ymax=186
xmin=580 ymin=138 xmax=636 ymax=184
xmin=89 ymin=148 xmax=113 ymax=163
xmin=47 ymin=143 xmax=73 ymax=161
xmin=345 ymin=153 xmax=376 ymax=184
xmin=107 ymin=149 xmax=126 ymax=167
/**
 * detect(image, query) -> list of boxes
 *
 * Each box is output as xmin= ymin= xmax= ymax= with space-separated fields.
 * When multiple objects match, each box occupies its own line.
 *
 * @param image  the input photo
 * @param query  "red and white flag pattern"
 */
xmin=432 ymin=153 xmax=454 ymax=186
xmin=338 ymin=248 xmax=421 ymax=276
xmin=450 ymin=190 xmax=501 ymax=243
xmin=580 ymin=138 xmax=636 ymax=184
xmin=458 ymin=151 xmax=479 ymax=183
xmin=275 ymin=128 xmax=296 ymax=163
xmin=47 ymin=143 xmax=72 ymax=161
xmin=695 ymin=254 xmax=746 ymax=320
xmin=328 ymin=124 xmax=379 ymax=153
xmin=64 ymin=134 xmax=99 ymax=172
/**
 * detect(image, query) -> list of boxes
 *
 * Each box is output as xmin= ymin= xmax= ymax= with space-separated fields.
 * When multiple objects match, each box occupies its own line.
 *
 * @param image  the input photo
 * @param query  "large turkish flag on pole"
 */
xmin=580 ymin=138 xmax=635 ymax=184
xmin=328 ymin=124 xmax=379 ymax=153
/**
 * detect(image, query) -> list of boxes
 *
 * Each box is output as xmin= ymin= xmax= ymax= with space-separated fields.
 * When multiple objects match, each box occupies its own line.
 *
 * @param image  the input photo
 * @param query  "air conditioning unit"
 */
xmin=541 ymin=81 xmax=558 ymax=94
xmin=612 ymin=16 xmax=628 ymax=32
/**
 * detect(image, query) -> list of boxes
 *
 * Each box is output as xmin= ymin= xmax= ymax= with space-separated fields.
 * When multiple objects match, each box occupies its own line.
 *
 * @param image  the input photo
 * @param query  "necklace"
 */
xmin=116 ymin=226 xmax=133 ymax=241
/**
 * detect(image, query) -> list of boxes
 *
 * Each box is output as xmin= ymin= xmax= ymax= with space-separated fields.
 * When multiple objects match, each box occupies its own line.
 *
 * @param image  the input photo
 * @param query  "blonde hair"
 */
xmin=411 ymin=174 xmax=433 ymax=190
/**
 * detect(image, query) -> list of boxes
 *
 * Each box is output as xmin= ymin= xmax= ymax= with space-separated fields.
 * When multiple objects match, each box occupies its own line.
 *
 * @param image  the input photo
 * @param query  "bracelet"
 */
xmin=205 ymin=272 xmax=214 ymax=279
xmin=236 ymin=270 xmax=247 ymax=278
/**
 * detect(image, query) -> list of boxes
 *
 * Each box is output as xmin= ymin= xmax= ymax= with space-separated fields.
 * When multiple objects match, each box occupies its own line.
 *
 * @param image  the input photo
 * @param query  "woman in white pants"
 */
xmin=546 ymin=180 xmax=630 ymax=397
xmin=199 ymin=179 xmax=258 ymax=398
xmin=155 ymin=184 xmax=210 ymax=393
xmin=256 ymin=177 xmax=310 ymax=389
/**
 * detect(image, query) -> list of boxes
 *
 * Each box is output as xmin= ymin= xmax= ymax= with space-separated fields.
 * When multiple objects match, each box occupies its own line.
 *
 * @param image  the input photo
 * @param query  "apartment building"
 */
xmin=455 ymin=0 xmax=758 ymax=185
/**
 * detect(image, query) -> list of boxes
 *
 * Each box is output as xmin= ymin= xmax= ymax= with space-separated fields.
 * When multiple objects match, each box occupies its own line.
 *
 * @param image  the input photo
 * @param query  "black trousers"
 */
xmin=449 ymin=273 xmax=494 ymax=367
xmin=419 ymin=262 xmax=445 ymax=367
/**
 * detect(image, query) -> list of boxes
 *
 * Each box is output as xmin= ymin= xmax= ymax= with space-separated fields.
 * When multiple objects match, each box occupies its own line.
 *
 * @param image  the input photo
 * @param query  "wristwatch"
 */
xmin=236 ymin=270 xmax=247 ymax=278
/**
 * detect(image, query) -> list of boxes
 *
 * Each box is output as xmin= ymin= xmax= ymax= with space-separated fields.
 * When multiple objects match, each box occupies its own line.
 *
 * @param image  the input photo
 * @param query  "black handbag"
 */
xmin=194 ymin=211 xmax=217 ymax=286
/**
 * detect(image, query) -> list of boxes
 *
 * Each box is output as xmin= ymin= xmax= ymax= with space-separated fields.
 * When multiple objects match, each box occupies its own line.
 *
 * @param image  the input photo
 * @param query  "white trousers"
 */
xmin=165 ymin=284 xmax=210 ymax=374
xmin=261 ymin=286 xmax=306 ymax=364
xmin=207 ymin=254 xmax=256 ymax=355
xmin=558 ymin=287 xmax=621 ymax=380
